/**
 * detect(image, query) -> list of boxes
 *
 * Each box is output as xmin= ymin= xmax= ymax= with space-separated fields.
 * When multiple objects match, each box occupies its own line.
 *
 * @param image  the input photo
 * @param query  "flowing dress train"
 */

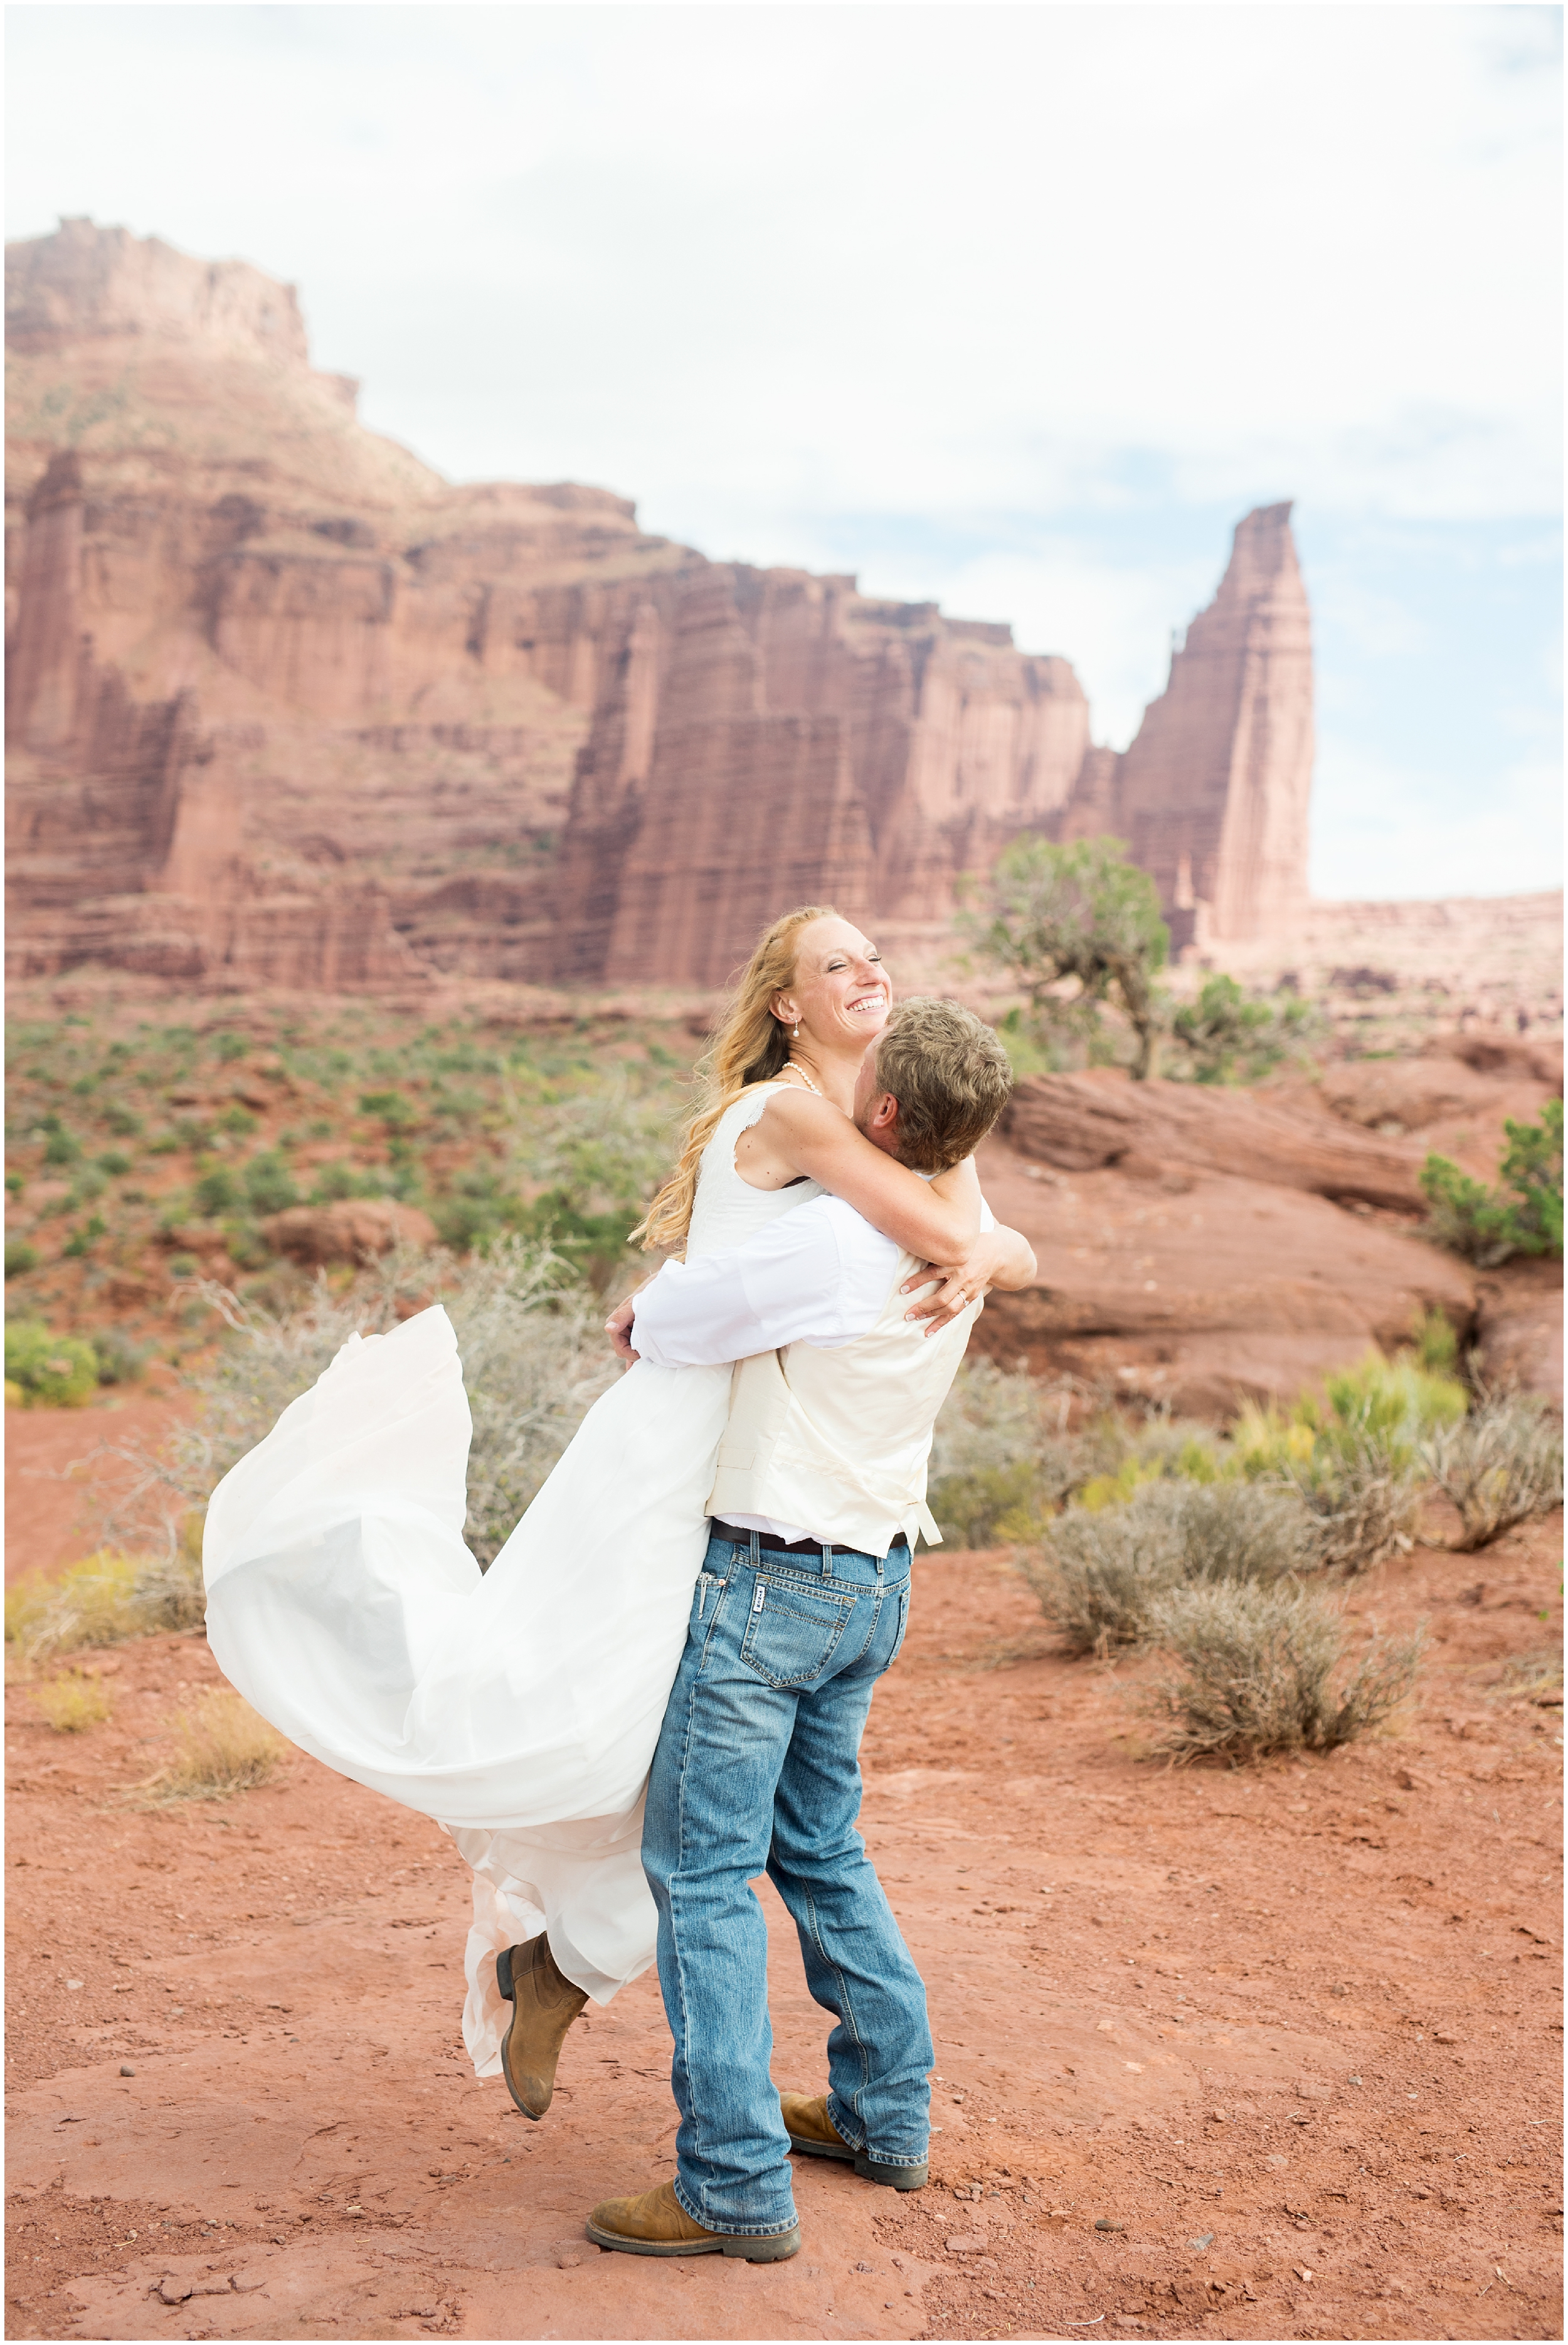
xmin=202 ymin=1085 xmax=821 ymax=2073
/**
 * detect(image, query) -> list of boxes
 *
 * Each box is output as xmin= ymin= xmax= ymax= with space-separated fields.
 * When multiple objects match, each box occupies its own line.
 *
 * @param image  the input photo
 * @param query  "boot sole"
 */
xmin=787 ymin=2133 xmax=928 ymax=2192
xmin=585 ymin=2217 xmax=801 ymax=2261
xmin=495 ymin=1944 xmax=544 ymax=2124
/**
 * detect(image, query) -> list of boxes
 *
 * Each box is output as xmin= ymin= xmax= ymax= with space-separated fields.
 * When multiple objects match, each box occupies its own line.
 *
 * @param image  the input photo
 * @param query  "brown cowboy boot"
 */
xmin=585 ymin=2178 xmax=800 ymax=2262
xmin=495 ymin=1936 xmax=588 ymax=2120
xmin=780 ymin=2090 xmax=929 ymax=2191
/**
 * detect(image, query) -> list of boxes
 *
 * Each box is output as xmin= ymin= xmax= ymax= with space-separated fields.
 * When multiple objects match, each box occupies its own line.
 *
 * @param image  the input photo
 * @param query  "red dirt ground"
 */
xmin=5 ymin=1391 xmax=191 ymax=1587
xmin=4 ymin=1514 xmax=1562 ymax=2343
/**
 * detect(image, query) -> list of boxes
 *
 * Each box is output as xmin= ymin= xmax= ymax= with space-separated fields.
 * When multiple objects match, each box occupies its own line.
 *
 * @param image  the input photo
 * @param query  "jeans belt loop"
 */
xmin=750 ymin=1529 xmax=761 ymax=1568
xmin=821 ymin=1543 xmax=833 ymax=1580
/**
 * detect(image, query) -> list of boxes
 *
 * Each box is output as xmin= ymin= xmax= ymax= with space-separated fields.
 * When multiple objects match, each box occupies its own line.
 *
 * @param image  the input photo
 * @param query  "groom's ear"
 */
xmin=866 ymin=1090 xmax=901 ymax=1151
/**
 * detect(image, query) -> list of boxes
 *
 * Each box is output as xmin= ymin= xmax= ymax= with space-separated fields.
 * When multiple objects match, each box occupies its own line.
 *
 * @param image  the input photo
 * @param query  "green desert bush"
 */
xmin=4 ymin=1320 xmax=100 ymax=1406
xmin=1020 ymin=1477 xmax=1322 ymax=1654
xmin=1231 ymin=1351 xmax=1466 ymax=1481
xmin=1165 ymin=974 xmax=1328 ymax=1086
xmin=1229 ymin=1349 xmax=1464 ymax=1571
xmin=242 ymin=1151 xmax=299 ymax=1215
xmin=927 ymin=1356 xmax=1079 ymax=1546
xmin=1074 ymin=1413 xmax=1227 ymax=1510
xmin=1421 ymin=1100 xmax=1564 ymax=1267
xmin=91 ymin=1326 xmax=147 ymax=1386
xmin=1139 ymin=1580 xmax=1425 ymax=1763
xmin=968 ymin=834 xmax=1170 ymax=1080
xmin=193 ymin=1164 xmax=240 ymax=1217
xmin=1408 ymin=1305 xmax=1460 ymax=1378
xmin=1422 ymin=1390 xmax=1565 ymax=1550
xmin=6 ymin=1239 xmax=39 ymax=1280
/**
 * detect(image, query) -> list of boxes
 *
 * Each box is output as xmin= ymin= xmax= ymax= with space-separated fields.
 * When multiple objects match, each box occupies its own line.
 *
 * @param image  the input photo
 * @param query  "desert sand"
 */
xmin=6 ymin=1504 xmax=1561 ymax=2342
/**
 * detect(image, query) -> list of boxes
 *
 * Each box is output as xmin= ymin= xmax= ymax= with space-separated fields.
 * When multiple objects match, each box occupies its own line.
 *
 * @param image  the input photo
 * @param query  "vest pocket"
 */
xmin=739 ymin=1578 xmax=856 ymax=1689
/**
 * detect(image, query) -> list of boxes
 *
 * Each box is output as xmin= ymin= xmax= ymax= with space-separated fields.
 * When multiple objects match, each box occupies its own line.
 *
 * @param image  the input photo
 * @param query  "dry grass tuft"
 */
xmin=1423 ymin=1390 xmax=1564 ymax=1551
xmin=4 ymin=1548 xmax=204 ymax=1665
xmin=1140 ymin=1580 xmax=1425 ymax=1763
xmin=31 ymin=1671 xmax=115 ymax=1733
xmin=163 ymin=1689 xmax=287 ymax=1797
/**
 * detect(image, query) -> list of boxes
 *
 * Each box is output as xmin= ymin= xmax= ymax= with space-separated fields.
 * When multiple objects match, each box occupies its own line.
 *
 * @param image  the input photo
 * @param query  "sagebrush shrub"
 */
xmin=1020 ymin=1477 xmax=1322 ymax=1652
xmin=1423 ymin=1391 xmax=1564 ymax=1550
xmin=1286 ymin=1437 xmax=1419 ymax=1574
xmin=1019 ymin=1497 xmax=1185 ymax=1653
xmin=1140 ymin=1580 xmax=1424 ymax=1762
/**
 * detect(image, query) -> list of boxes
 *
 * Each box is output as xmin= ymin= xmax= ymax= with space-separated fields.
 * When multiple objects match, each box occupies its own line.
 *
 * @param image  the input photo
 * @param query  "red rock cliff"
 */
xmin=6 ymin=220 xmax=1310 ymax=989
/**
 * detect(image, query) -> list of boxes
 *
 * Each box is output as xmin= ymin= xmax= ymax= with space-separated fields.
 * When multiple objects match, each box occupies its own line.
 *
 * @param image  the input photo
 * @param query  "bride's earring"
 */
xmin=792 ymin=1023 xmax=800 ymax=1040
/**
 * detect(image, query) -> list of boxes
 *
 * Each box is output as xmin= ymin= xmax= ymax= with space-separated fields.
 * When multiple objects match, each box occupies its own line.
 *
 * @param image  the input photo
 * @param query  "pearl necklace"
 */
xmin=784 ymin=1058 xmax=824 ymax=1097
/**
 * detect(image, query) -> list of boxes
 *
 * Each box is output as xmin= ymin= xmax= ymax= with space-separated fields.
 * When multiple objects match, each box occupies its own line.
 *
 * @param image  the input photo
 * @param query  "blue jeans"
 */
xmin=642 ymin=1528 xmax=932 ymax=2237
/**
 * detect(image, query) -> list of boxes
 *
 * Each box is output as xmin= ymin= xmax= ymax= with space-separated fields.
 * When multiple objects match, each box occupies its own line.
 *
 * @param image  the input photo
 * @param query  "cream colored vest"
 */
xmin=706 ymin=1248 xmax=982 ymax=1554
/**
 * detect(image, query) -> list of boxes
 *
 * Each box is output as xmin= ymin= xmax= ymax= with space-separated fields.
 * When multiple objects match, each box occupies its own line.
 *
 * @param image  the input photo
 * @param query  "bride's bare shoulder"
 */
xmin=748 ymin=1086 xmax=840 ymax=1136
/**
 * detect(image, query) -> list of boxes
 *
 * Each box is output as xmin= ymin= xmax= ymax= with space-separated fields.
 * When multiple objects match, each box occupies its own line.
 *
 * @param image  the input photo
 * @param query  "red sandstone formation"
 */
xmin=1000 ymin=1066 xmax=1429 ymax=1210
xmin=6 ymin=221 xmax=1097 ymax=991
xmin=6 ymin=220 xmax=1323 ymax=990
xmin=1057 ymin=502 xmax=1314 ymax=951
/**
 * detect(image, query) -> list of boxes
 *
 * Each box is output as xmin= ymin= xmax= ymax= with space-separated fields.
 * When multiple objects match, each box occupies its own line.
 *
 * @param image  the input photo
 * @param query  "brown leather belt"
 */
xmin=709 ymin=1518 xmax=908 ymax=1560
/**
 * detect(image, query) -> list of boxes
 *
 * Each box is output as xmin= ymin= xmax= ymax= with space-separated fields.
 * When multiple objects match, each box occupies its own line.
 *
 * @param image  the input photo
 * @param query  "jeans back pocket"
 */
xmin=739 ymin=1575 xmax=856 ymax=1689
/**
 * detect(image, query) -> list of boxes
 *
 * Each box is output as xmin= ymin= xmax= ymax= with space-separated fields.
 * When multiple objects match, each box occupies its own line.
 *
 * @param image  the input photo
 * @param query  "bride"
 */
xmin=202 ymin=905 xmax=1034 ymax=2092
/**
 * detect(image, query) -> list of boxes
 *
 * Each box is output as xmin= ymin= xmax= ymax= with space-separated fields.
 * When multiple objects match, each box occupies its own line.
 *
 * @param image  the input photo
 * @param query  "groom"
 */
xmin=578 ymin=996 xmax=1022 ymax=2261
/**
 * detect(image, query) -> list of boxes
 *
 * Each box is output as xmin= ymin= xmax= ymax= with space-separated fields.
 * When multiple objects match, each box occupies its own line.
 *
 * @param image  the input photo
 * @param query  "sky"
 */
xmin=6 ymin=2 xmax=1562 ymax=901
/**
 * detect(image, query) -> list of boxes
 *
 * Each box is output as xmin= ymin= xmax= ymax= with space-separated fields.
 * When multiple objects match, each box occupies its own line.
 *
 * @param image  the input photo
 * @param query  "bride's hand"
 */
xmin=900 ymin=1226 xmax=1038 ymax=1334
xmin=604 ymin=1293 xmax=640 ymax=1364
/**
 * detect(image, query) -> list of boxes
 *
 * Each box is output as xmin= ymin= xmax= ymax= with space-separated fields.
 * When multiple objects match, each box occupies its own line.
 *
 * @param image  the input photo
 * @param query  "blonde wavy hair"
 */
xmin=635 ymin=905 xmax=840 ymax=1252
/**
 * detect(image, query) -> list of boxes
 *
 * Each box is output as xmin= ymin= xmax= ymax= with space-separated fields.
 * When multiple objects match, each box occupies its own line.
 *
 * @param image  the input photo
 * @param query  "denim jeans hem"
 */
xmin=825 ymin=2089 xmax=928 ymax=2164
xmin=672 ymin=2176 xmax=798 ymax=2238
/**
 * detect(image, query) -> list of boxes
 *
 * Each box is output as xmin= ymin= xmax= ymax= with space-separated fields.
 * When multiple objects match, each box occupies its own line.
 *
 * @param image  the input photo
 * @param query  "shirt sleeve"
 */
xmin=629 ymin=1197 xmax=900 ymax=1368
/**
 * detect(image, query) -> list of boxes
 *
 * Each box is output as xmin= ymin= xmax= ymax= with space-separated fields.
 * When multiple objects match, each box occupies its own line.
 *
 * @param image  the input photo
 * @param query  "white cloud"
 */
xmin=4 ymin=3 xmax=1560 ymax=896
xmin=1310 ymin=740 xmax=1564 ymax=900
xmin=6 ymin=5 xmax=1559 ymax=522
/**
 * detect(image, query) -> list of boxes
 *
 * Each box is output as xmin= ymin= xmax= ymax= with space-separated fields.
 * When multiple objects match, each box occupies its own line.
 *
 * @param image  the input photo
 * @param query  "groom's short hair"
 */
xmin=874 ymin=997 xmax=1013 ymax=1173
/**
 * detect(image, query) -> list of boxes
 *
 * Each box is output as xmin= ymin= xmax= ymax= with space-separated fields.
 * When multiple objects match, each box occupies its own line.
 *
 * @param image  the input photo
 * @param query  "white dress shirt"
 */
xmin=630 ymin=1190 xmax=993 ymax=1543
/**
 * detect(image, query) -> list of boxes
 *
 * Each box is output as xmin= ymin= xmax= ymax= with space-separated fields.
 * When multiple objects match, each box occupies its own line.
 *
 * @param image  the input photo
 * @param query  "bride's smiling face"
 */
xmin=772 ymin=918 xmax=891 ymax=1054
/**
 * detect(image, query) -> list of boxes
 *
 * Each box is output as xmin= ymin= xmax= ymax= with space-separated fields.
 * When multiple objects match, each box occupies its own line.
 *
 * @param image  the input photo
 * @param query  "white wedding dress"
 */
xmin=202 ymin=1084 xmax=820 ymax=2076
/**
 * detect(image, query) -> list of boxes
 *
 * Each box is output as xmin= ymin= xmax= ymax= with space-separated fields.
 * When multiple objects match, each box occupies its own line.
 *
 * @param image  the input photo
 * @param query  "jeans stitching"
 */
xmin=739 ymin=1580 xmax=856 ymax=1689
xmin=667 ymin=1657 xmax=709 ymax=2223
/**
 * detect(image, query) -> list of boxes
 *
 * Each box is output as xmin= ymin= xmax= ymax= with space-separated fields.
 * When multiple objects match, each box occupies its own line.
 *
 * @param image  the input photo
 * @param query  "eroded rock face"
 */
xmin=5 ymin=220 xmax=1317 ymax=989
xmin=4 ymin=221 xmax=1101 ymax=991
xmin=975 ymin=1122 xmax=1476 ymax=1417
xmin=983 ymin=1059 xmax=1563 ymax=1412
xmin=1001 ymin=1068 xmax=1429 ymax=1210
xmin=1057 ymin=502 xmax=1313 ymax=950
